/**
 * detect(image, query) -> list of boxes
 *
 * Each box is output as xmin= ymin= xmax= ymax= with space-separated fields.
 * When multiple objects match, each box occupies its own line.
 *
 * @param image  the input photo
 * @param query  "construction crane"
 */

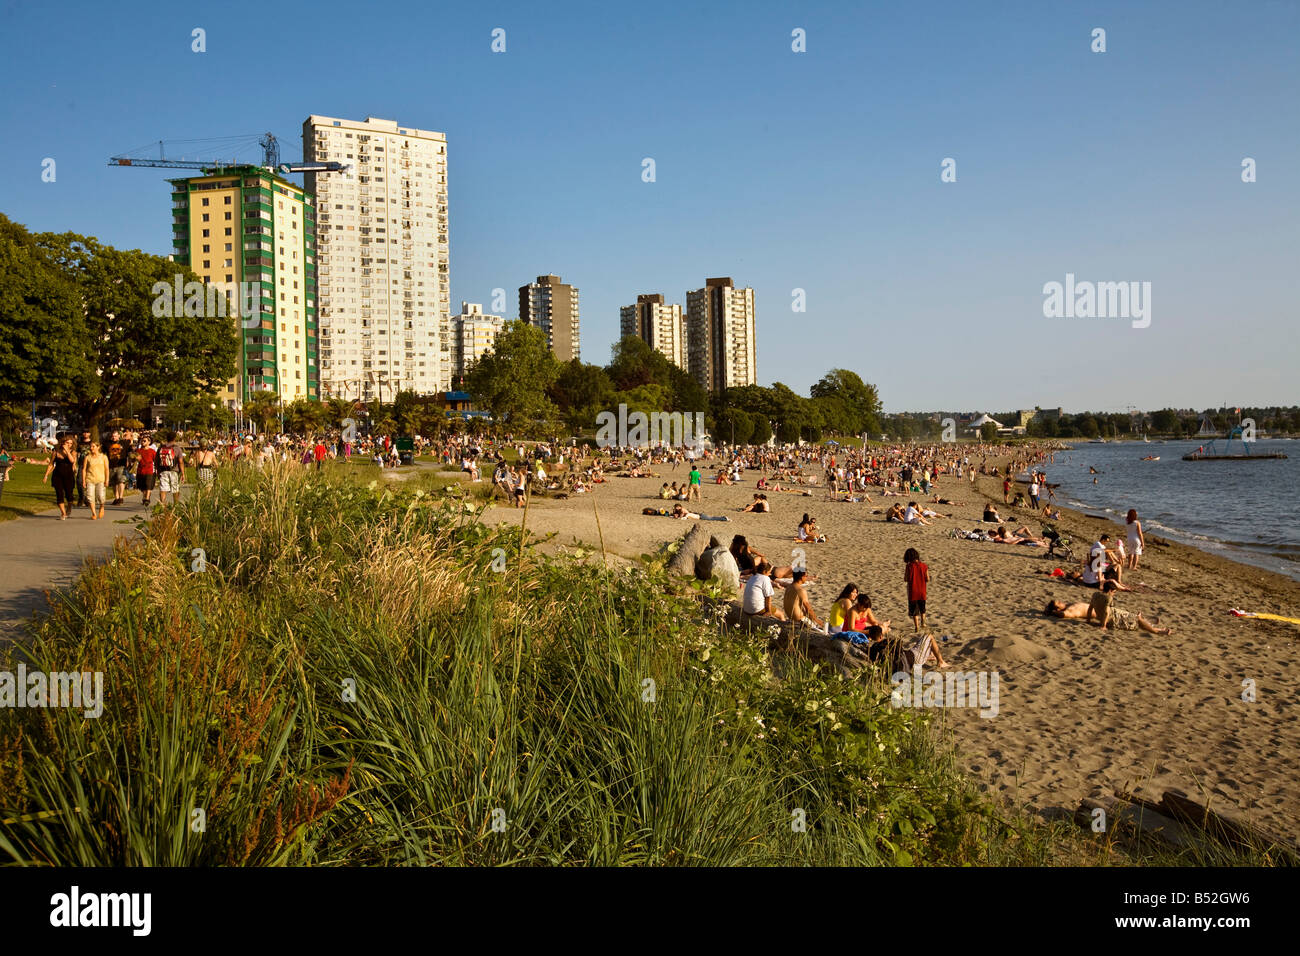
xmin=109 ymin=133 xmax=350 ymax=176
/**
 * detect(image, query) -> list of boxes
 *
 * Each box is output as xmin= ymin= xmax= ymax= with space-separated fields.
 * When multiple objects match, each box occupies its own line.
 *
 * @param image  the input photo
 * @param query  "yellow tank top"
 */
xmin=829 ymin=602 xmax=847 ymax=629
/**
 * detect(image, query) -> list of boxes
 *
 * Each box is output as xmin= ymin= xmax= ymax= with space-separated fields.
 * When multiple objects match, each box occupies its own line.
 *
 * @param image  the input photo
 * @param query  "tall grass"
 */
xmin=2 ymin=462 xmax=1111 ymax=865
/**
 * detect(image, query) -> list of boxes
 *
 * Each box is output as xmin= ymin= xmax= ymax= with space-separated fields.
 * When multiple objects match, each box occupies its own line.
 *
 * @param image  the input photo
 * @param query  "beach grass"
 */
xmin=0 ymin=462 xmax=1273 ymax=866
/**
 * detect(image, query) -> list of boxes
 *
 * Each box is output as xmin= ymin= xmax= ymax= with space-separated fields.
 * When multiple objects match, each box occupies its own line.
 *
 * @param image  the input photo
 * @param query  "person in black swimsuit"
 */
xmin=42 ymin=434 xmax=78 ymax=519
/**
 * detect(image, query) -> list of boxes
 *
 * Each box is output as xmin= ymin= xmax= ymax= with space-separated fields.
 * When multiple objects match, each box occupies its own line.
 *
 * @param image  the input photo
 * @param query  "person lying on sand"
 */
xmin=902 ymin=502 xmax=931 ymax=525
xmin=1087 ymin=580 xmax=1170 ymax=633
xmin=989 ymin=525 xmax=1048 ymax=546
xmin=931 ymin=495 xmax=962 ymax=506
xmin=783 ymin=569 xmax=826 ymax=631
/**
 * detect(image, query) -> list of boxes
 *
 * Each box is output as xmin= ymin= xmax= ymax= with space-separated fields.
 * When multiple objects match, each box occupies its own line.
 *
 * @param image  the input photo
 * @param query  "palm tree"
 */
xmin=244 ymin=391 xmax=281 ymax=433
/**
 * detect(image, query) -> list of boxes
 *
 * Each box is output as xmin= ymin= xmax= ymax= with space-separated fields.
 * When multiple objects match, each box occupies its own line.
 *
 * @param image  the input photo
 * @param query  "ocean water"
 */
xmin=1038 ymin=439 xmax=1300 ymax=581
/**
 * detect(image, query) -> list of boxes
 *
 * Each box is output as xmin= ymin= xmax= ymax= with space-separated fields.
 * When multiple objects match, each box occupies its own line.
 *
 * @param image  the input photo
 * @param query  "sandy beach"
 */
xmin=485 ymin=459 xmax=1300 ymax=839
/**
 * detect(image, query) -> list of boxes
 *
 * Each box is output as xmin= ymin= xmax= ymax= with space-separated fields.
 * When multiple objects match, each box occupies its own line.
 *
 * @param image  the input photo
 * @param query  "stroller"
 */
xmin=1040 ymin=523 xmax=1074 ymax=563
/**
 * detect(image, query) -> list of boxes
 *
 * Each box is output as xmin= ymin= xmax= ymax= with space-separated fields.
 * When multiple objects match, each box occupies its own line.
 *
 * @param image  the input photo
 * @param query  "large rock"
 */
xmin=696 ymin=541 xmax=741 ymax=592
xmin=667 ymin=524 xmax=712 ymax=577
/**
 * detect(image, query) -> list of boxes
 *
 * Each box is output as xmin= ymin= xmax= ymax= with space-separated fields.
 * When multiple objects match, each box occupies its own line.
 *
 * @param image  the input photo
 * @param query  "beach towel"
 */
xmin=1229 ymin=609 xmax=1300 ymax=625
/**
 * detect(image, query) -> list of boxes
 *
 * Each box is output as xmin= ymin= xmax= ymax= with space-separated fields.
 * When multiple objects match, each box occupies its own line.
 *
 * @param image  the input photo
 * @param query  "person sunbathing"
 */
xmin=990 ymin=525 xmax=1047 ymax=546
xmin=1086 ymin=581 xmax=1171 ymax=633
xmin=741 ymin=493 xmax=771 ymax=513
xmin=902 ymin=502 xmax=931 ymax=525
xmin=1043 ymin=598 xmax=1091 ymax=618
xmin=931 ymin=495 xmax=961 ymax=506
xmin=783 ymin=569 xmax=827 ymax=631
xmin=671 ymin=502 xmax=700 ymax=520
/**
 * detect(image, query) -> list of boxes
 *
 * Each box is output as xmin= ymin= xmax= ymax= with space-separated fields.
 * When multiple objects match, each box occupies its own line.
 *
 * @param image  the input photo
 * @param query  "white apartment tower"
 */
xmin=620 ymin=294 xmax=686 ymax=370
xmin=452 ymin=301 xmax=505 ymax=384
xmin=302 ymin=115 xmax=450 ymax=401
xmin=686 ymin=277 xmax=756 ymax=392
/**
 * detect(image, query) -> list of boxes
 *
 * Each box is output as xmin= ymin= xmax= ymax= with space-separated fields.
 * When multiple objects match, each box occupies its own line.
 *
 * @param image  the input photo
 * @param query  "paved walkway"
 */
xmin=0 ymin=499 xmax=146 ymax=644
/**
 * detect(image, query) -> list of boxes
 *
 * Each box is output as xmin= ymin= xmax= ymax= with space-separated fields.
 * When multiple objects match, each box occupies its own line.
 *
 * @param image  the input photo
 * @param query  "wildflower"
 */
xmin=805 ymin=701 xmax=818 ymax=712
xmin=831 ymin=722 xmax=843 ymax=731
xmin=700 ymin=648 xmax=710 ymax=661
xmin=877 ymin=742 xmax=886 ymax=752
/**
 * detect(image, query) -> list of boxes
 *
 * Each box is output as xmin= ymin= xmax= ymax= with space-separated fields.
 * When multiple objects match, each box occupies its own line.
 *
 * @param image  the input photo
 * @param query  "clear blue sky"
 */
xmin=2 ymin=0 xmax=1296 ymax=413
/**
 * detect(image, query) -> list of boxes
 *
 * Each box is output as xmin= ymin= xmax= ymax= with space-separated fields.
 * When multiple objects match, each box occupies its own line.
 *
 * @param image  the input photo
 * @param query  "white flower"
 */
xmin=805 ymin=701 xmax=818 ymax=712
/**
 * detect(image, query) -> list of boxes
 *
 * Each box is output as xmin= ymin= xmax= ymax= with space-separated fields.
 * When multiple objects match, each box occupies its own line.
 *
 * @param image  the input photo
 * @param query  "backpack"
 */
xmin=158 ymin=445 xmax=176 ymax=469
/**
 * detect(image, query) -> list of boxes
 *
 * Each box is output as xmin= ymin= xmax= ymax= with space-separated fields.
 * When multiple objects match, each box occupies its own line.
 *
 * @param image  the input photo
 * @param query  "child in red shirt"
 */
xmin=904 ymin=547 xmax=928 ymax=634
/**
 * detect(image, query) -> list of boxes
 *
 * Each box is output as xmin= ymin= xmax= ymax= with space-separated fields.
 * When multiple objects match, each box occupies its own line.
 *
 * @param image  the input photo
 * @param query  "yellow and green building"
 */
xmin=170 ymin=166 xmax=318 ymax=405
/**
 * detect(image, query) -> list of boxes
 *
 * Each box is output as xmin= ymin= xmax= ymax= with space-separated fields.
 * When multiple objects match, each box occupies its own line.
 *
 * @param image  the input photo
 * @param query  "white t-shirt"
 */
xmin=903 ymin=506 xmax=920 ymax=524
xmin=1082 ymin=541 xmax=1108 ymax=585
xmin=742 ymin=574 xmax=775 ymax=615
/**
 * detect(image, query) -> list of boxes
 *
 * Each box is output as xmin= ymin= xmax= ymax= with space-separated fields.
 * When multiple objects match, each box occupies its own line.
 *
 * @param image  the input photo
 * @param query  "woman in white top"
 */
xmin=1125 ymin=509 xmax=1144 ymax=569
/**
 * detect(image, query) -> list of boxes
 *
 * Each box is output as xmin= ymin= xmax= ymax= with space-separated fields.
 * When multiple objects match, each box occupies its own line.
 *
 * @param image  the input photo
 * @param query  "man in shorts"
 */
xmin=135 ymin=437 xmax=157 ymax=506
xmin=687 ymin=464 xmax=702 ymax=502
xmin=107 ymin=430 xmax=130 ymax=505
xmin=155 ymin=432 xmax=186 ymax=506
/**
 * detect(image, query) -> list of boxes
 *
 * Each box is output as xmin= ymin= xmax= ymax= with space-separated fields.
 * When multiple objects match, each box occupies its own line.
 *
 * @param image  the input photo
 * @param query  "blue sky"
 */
xmin=2 ymin=0 xmax=1296 ymax=413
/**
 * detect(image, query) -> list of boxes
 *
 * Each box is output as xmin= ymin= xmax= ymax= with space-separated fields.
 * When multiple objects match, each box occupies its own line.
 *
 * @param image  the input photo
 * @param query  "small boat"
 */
xmin=1088 ymin=438 xmax=1107 ymax=444
xmin=1140 ymin=455 xmax=1160 ymax=461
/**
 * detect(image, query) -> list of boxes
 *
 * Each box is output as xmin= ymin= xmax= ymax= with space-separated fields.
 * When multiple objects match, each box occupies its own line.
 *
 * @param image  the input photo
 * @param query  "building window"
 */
xmin=203 ymin=260 xmax=210 ymax=268
xmin=224 ymin=196 xmax=231 ymax=204
xmin=225 ymin=212 xmax=232 ymax=220
xmin=201 ymin=213 xmax=210 ymax=222
xmin=201 ymin=198 xmax=209 ymax=206
xmin=202 ymin=244 xmax=210 ymax=253
xmin=202 ymin=229 xmax=209 ymax=237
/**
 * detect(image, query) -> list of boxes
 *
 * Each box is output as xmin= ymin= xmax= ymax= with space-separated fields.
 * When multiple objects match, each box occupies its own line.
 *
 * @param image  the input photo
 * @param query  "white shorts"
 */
xmin=158 ymin=471 xmax=181 ymax=493
xmin=87 ymin=482 xmax=106 ymax=507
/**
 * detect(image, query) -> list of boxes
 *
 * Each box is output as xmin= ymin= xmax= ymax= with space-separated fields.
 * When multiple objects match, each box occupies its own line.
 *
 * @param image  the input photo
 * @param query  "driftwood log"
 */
xmin=1077 ymin=789 xmax=1299 ymax=862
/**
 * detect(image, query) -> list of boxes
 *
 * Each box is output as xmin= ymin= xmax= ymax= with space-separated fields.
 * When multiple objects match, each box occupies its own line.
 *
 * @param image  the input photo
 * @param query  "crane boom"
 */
xmin=109 ymin=131 xmax=349 ymax=175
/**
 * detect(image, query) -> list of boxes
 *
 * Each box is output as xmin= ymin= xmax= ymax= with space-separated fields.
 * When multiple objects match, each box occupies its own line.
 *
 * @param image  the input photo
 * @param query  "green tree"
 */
xmin=34 ymin=230 xmax=238 ymax=439
xmin=810 ymin=369 xmax=883 ymax=437
xmin=0 ymin=214 xmax=94 ymax=408
xmin=550 ymin=360 xmax=615 ymax=432
xmin=980 ymin=422 xmax=999 ymax=441
xmin=164 ymin=391 xmax=232 ymax=431
xmin=464 ymin=321 xmax=560 ymax=428
xmin=244 ymin=391 xmax=281 ymax=433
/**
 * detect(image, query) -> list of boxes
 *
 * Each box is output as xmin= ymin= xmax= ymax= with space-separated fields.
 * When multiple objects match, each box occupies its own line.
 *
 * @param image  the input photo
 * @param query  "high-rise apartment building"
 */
xmin=451 ymin=301 xmax=505 ymax=383
xmin=302 ymin=115 xmax=450 ymax=402
xmin=620 ymin=294 xmax=686 ymax=370
xmin=170 ymin=166 xmax=318 ymax=405
xmin=685 ymin=277 xmax=756 ymax=393
xmin=519 ymin=274 xmax=580 ymax=362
